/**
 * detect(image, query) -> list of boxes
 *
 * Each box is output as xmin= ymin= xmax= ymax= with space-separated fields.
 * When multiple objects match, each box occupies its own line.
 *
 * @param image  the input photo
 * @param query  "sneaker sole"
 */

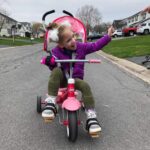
xmin=89 ymin=128 xmax=101 ymax=133
xmin=89 ymin=131 xmax=101 ymax=138
xmin=43 ymin=116 xmax=55 ymax=123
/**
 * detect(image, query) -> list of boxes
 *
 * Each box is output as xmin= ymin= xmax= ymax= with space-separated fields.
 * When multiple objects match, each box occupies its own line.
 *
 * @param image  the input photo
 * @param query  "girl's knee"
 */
xmin=80 ymin=81 xmax=91 ymax=91
xmin=50 ymin=67 xmax=63 ymax=79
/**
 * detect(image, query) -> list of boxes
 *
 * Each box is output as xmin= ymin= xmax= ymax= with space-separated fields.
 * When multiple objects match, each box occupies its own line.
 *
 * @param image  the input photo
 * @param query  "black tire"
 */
xmin=144 ymin=29 xmax=149 ymax=35
xmin=66 ymin=111 xmax=78 ymax=142
xmin=114 ymin=34 xmax=118 ymax=38
xmin=129 ymin=31 xmax=134 ymax=36
xmin=37 ymin=96 xmax=42 ymax=113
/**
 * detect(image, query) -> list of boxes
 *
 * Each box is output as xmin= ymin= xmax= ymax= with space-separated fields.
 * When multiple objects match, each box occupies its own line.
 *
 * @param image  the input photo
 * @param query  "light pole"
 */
xmin=11 ymin=25 xmax=17 ymax=43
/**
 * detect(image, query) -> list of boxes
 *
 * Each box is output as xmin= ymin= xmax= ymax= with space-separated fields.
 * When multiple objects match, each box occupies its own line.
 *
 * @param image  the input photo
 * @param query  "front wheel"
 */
xmin=66 ymin=111 xmax=78 ymax=142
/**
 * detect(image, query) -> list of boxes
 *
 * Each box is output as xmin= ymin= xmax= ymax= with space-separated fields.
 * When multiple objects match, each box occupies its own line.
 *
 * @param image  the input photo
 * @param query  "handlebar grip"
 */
xmin=62 ymin=10 xmax=74 ymax=17
xmin=89 ymin=59 xmax=101 ymax=63
xmin=42 ymin=10 xmax=55 ymax=21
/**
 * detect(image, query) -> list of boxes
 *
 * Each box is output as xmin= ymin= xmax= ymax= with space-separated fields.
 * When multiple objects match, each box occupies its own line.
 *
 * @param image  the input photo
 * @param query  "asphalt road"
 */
xmin=0 ymin=44 xmax=150 ymax=150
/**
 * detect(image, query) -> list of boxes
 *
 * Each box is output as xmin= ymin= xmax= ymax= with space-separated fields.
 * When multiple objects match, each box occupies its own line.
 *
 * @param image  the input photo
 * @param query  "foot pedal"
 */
xmin=90 ymin=131 xmax=101 ymax=138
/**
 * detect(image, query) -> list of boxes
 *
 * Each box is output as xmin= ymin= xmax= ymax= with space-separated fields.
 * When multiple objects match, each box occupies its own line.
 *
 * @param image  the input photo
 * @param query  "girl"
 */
xmin=42 ymin=22 xmax=114 ymax=136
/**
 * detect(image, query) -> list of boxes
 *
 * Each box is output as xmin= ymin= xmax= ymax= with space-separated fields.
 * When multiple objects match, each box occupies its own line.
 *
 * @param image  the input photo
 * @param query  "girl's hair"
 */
xmin=47 ymin=22 xmax=70 ymax=43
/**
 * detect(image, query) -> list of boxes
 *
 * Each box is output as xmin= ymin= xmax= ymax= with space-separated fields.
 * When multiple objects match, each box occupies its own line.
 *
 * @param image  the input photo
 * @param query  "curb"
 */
xmin=97 ymin=51 xmax=150 ymax=84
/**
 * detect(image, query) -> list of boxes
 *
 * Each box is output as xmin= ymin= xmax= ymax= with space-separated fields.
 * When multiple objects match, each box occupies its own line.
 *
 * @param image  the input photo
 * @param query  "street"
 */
xmin=0 ymin=44 xmax=150 ymax=150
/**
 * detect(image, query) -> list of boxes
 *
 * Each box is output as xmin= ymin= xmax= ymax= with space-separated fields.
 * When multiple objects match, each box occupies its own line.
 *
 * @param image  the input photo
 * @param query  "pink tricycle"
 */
xmin=37 ymin=58 xmax=101 ymax=142
xmin=36 ymin=10 xmax=101 ymax=142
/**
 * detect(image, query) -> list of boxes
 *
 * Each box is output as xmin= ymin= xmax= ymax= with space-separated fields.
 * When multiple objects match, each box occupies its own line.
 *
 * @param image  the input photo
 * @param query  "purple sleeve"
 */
xmin=80 ymin=34 xmax=111 ymax=55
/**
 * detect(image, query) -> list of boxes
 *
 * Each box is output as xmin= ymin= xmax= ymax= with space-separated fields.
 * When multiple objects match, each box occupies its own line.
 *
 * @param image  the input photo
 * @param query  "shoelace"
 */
xmin=45 ymin=96 xmax=56 ymax=104
xmin=86 ymin=110 xmax=97 ymax=119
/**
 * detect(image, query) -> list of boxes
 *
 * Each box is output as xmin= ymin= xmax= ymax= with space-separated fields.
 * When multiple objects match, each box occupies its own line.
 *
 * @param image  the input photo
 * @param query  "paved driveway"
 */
xmin=0 ymin=44 xmax=150 ymax=150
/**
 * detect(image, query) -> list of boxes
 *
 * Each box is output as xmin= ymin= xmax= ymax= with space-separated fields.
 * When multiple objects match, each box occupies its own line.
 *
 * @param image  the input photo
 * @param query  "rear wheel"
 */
xmin=37 ymin=96 xmax=42 ymax=113
xmin=66 ymin=111 xmax=78 ymax=142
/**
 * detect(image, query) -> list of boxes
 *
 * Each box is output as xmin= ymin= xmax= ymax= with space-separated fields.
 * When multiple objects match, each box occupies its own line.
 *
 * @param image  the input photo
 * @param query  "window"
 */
xmin=142 ymin=13 xmax=146 ymax=20
xmin=141 ymin=23 xmax=146 ymax=26
xmin=135 ymin=16 xmax=138 ymax=21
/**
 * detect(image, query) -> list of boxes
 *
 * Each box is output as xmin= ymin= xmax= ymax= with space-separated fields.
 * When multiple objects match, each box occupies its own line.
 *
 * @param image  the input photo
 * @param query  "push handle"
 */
xmin=62 ymin=10 xmax=74 ymax=17
xmin=42 ymin=10 xmax=55 ymax=31
xmin=42 ymin=10 xmax=55 ymax=21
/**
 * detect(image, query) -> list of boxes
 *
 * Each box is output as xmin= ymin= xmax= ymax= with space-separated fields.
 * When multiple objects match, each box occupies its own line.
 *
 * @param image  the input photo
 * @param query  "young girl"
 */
xmin=42 ymin=22 xmax=114 ymax=135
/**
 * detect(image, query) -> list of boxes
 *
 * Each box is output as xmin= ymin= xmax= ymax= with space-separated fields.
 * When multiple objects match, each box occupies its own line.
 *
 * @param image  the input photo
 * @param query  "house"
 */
xmin=0 ymin=12 xmax=17 ymax=36
xmin=125 ymin=11 xmax=150 ymax=27
xmin=16 ymin=22 xmax=32 ymax=37
xmin=113 ymin=9 xmax=150 ymax=29
xmin=0 ymin=12 xmax=32 ymax=37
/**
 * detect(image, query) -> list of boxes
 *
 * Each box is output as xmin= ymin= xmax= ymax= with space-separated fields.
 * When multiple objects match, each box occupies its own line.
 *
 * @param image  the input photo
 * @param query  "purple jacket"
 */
xmin=50 ymin=34 xmax=111 ymax=79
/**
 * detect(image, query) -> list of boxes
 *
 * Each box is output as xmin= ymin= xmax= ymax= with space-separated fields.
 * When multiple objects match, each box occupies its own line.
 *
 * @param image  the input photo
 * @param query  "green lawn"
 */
xmin=0 ymin=37 xmax=43 ymax=46
xmin=103 ymin=35 xmax=150 ymax=58
xmin=1 ymin=35 xmax=150 ymax=58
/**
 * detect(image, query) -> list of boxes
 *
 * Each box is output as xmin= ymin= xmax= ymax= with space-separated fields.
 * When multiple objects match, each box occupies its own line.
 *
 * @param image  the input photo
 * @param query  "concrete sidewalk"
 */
xmin=97 ymin=51 xmax=150 ymax=84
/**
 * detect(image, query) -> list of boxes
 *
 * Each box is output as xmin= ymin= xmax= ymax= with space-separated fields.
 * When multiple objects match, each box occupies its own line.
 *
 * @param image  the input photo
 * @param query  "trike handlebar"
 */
xmin=41 ymin=57 xmax=101 ymax=65
xmin=55 ymin=59 xmax=101 ymax=63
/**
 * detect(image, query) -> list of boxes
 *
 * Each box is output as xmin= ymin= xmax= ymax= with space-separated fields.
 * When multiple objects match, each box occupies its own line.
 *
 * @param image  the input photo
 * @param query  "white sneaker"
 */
xmin=86 ymin=109 xmax=101 ymax=135
xmin=42 ymin=96 xmax=57 ymax=122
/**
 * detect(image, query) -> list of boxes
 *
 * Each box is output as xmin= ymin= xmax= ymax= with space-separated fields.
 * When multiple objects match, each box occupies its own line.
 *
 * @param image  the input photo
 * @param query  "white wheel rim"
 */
xmin=67 ymin=126 xmax=69 ymax=137
xmin=66 ymin=112 xmax=70 ymax=137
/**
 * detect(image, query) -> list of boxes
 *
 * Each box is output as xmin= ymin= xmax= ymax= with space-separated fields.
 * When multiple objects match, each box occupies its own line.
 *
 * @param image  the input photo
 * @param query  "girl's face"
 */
xmin=59 ymin=28 xmax=77 ymax=50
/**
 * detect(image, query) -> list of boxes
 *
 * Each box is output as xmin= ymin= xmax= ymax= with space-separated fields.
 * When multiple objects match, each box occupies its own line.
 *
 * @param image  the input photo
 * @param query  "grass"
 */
xmin=0 ymin=37 xmax=43 ymax=46
xmin=1 ymin=35 xmax=150 ymax=58
xmin=103 ymin=35 xmax=150 ymax=58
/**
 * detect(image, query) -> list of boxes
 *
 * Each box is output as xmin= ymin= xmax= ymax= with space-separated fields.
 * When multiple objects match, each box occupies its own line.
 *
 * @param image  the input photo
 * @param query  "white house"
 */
xmin=113 ymin=9 xmax=150 ymax=28
xmin=0 ymin=12 xmax=32 ymax=37
xmin=125 ymin=11 xmax=150 ymax=27
xmin=0 ymin=12 xmax=17 ymax=36
xmin=16 ymin=22 xmax=32 ymax=37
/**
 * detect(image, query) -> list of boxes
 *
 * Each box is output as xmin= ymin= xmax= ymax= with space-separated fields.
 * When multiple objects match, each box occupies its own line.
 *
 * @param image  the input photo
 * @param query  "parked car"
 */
xmin=122 ymin=26 xmax=137 ymax=36
xmin=112 ymin=29 xmax=123 ymax=38
xmin=137 ymin=22 xmax=150 ymax=35
xmin=87 ymin=33 xmax=103 ymax=41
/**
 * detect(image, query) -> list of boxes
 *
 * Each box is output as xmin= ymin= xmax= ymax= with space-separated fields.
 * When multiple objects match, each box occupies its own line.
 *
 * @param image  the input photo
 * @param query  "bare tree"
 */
xmin=0 ymin=0 xmax=10 ymax=32
xmin=0 ymin=0 xmax=9 ymax=15
xmin=32 ymin=22 xmax=43 ymax=38
xmin=76 ymin=5 xmax=102 ymax=34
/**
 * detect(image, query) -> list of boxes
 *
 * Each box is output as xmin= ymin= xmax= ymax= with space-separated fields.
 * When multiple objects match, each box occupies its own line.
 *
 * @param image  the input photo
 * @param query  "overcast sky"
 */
xmin=1 ymin=0 xmax=150 ymax=23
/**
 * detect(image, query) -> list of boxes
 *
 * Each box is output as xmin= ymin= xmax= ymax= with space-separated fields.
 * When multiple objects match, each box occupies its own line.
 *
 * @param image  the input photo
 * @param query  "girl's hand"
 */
xmin=107 ymin=26 xmax=115 ymax=37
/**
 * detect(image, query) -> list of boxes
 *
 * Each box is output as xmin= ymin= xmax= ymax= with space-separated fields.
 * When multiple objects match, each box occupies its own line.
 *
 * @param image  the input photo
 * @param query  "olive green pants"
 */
xmin=48 ymin=67 xmax=95 ymax=109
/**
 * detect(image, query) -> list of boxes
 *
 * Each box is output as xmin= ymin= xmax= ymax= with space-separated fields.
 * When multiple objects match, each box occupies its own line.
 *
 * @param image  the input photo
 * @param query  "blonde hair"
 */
xmin=47 ymin=22 xmax=71 ymax=43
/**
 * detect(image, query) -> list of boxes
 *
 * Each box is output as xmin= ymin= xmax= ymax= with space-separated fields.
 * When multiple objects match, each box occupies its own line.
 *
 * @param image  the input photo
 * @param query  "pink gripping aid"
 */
xmin=51 ymin=57 xmax=55 ymax=65
xmin=40 ymin=57 xmax=46 ymax=64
